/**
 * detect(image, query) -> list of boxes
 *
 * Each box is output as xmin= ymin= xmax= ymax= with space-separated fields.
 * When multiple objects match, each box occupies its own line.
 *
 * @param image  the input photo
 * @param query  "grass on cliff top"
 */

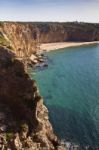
xmin=0 ymin=33 xmax=8 ymax=45
xmin=0 ymin=22 xmax=3 ymax=26
xmin=0 ymin=32 xmax=13 ymax=50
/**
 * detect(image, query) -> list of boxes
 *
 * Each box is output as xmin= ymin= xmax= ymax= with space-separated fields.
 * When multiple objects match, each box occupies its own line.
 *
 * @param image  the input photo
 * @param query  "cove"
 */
xmin=30 ymin=44 xmax=99 ymax=148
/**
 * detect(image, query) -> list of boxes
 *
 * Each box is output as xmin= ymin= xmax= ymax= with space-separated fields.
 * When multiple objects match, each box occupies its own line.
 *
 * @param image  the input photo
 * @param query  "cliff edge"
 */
xmin=1 ymin=22 xmax=99 ymax=59
xmin=0 ymin=46 xmax=65 ymax=150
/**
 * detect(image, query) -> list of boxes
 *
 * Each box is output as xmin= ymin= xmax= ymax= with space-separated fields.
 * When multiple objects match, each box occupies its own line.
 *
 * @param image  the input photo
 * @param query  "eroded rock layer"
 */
xmin=0 ymin=22 xmax=99 ymax=57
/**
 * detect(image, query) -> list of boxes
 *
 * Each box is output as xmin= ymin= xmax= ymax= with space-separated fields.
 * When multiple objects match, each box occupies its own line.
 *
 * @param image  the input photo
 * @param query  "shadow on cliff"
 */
xmin=47 ymin=104 xmax=99 ymax=149
xmin=0 ymin=47 xmax=39 ymax=132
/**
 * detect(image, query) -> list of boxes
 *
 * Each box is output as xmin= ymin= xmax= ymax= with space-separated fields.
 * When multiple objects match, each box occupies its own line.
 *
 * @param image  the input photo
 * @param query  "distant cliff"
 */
xmin=35 ymin=22 xmax=99 ymax=43
xmin=0 ymin=22 xmax=99 ymax=58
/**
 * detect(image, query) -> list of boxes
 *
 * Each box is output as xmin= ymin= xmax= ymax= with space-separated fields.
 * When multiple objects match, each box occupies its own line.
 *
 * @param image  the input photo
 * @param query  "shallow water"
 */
xmin=30 ymin=44 xmax=99 ymax=148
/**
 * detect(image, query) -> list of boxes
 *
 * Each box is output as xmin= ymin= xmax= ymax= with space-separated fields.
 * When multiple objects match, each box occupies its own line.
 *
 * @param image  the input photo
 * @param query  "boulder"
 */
xmin=30 ymin=54 xmax=37 ymax=61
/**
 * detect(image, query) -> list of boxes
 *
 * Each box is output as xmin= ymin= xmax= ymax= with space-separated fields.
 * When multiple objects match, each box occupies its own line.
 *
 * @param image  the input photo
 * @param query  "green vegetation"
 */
xmin=6 ymin=132 xmax=14 ymax=141
xmin=0 ymin=32 xmax=14 ymax=50
xmin=20 ymin=123 xmax=28 ymax=132
xmin=30 ymin=21 xmax=99 ymax=31
xmin=0 ymin=32 xmax=10 ymax=47
xmin=7 ymin=45 xmax=15 ymax=50
xmin=15 ymin=21 xmax=99 ymax=31
xmin=0 ymin=22 xmax=4 ymax=26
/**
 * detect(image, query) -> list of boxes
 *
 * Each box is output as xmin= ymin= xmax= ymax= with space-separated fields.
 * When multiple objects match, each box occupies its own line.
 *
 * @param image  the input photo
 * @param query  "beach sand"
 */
xmin=40 ymin=41 xmax=99 ymax=52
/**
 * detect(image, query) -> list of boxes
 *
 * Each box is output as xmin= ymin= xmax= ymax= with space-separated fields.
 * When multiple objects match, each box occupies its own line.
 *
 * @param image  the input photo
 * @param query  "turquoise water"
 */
xmin=30 ymin=44 xmax=99 ymax=148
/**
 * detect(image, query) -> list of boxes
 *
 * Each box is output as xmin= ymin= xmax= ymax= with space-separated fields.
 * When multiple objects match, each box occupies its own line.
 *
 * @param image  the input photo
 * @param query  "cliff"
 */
xmin=0 ymin=46 xmax=65 ymax=150
xmin=0 ymin=22 xmax=99 ymax=150
xmin=1 ymin=23 xmax=39 ymax=57
xmin=0 ymin=22 xmax=99 ymax=58
xmin=37 ymin=22 xmax=99 ymax=43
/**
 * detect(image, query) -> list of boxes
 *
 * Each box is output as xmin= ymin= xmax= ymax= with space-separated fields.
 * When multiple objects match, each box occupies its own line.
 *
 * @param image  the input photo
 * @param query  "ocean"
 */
xmin=30 ymin=44 xmax=99 ymax=149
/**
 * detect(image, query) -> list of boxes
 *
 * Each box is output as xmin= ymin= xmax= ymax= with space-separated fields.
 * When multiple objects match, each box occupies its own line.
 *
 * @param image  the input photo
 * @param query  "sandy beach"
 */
xmin=40 ymin=41 xmax=99 ymax=52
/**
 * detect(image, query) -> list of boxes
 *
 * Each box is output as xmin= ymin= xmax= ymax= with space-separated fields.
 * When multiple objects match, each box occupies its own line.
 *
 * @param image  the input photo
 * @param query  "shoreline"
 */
xmin=40 ymin=41 xmax=99 ymax=52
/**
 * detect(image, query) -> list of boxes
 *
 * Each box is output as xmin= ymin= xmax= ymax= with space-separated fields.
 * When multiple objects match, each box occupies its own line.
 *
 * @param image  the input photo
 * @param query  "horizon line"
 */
xmin=0 ymin=20 xmax=99 ymax=24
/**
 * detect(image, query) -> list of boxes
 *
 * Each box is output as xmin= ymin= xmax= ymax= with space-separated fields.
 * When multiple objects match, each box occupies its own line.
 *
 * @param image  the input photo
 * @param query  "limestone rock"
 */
xmin=30 ymin=54 xmax=37 ymax=61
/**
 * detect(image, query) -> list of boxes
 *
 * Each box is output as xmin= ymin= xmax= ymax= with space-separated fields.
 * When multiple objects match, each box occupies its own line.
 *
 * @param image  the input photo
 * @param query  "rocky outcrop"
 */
xmin=2 ymin=22 xmax=39 ymax=57
xmin=0 ymin=46 xmax=66 ymax=150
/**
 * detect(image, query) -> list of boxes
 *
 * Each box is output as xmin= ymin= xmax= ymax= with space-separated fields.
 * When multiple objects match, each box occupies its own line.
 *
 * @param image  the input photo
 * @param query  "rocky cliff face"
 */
xmin=0 ymin=22 xmax=99 ymax=58
xmin=2 ymin=22 xmax=39 ymax=57
xmin=38 ymin=23 xmax=99 ymax=43
xmin=0 ymin=46 xmax=66 ymax=150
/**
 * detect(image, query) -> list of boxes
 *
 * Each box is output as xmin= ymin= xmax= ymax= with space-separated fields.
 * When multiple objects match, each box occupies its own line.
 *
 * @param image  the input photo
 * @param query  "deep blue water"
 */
xmin=30 ymin=44 xmax=99 ymax=148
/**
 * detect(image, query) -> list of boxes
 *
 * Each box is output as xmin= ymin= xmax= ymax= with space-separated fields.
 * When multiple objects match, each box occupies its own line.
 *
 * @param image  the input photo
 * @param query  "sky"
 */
xmin=0 ymin=0 xmax=99 ymax=22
